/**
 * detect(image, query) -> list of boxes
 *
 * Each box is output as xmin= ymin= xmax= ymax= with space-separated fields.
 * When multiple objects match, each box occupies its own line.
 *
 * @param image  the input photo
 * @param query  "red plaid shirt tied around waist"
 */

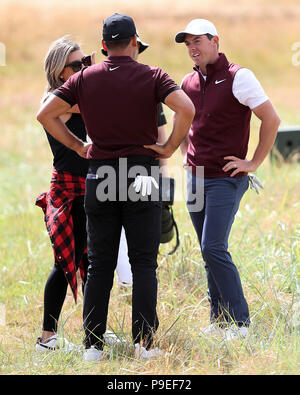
xmin=36 ymin=168 xmax=87 ymax=302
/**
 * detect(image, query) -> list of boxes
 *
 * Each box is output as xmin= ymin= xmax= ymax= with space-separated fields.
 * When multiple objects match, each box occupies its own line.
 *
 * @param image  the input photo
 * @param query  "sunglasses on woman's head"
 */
xmin=64 ymin=55 xmax=92 ymax=72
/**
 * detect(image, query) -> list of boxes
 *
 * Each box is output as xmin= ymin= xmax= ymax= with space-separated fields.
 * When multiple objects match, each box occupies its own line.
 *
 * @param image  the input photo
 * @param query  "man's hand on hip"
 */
xmin=76 ymin=142 xmax=92 ymax=159
xmin=223 ymin=156 xmax=258 ymax=177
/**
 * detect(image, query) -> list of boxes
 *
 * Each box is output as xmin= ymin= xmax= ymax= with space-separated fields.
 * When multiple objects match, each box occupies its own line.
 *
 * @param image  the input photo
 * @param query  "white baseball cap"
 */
xmin=175 ymin=19 xmax=218 ymax=43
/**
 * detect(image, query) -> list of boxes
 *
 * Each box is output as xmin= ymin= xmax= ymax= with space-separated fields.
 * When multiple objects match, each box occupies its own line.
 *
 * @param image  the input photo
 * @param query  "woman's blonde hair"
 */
xmin=42 ymin=35 xmax=80 ymax=102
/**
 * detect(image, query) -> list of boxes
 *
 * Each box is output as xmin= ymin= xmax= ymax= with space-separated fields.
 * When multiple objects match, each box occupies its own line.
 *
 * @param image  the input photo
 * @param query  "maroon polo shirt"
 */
xmin=181 ymin=53 xmax=252 ymax=178
xmin=54 ymin=56 xmax=180 ymax=160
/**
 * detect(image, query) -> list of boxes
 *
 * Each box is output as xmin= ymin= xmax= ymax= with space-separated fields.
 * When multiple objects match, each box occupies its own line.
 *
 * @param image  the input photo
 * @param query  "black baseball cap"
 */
xmin=101 ymin=13 xmax=149 ymax=56
xmin=103 ymin=13 xmax=136 ymax=41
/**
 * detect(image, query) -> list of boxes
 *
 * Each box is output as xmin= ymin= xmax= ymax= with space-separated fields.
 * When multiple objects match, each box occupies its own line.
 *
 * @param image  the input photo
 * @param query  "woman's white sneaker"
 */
xmin=83 ymin=346 xmax=103 ymax=362
xmin=35 ymin=334 xmax=78 ymax=353
xmin=134 ymin=343 xmax=164 ymax=360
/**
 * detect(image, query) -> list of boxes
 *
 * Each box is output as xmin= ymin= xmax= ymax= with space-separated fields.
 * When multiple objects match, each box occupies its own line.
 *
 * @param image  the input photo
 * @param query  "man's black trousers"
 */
xmin=83 ymin=156 xmax=162 ymax=350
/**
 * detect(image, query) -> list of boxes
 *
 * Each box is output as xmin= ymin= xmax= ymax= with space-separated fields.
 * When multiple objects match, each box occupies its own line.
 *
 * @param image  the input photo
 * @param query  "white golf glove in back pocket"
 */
xmin=133 ymin=175 xmax=159 ymax=196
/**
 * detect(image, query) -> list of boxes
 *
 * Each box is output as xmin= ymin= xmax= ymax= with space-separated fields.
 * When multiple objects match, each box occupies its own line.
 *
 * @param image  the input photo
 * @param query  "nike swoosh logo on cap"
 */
xmin=112 ymin=34 xmax=119 ymax=38
xmin=109 ymin=66 xmax=120 ymax=71
xmin=215 ymin=79 xmax=226 ymax=84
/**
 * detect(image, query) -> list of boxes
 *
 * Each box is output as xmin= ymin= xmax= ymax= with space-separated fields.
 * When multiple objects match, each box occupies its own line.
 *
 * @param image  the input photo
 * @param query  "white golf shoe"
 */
xmin=224 ymin=324 xmax=249 ymax=341
xmin=83 ymin=346 xmax=103 ymax=362
xmin=199 ymin=323 xmax=225 ymax=337
xmin=134 ymin=343 xmax=164 ymax=360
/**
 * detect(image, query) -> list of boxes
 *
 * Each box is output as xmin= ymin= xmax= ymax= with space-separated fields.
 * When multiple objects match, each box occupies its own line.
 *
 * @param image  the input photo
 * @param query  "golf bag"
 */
xmin=160 ymin=177 xmax=179 ymax=255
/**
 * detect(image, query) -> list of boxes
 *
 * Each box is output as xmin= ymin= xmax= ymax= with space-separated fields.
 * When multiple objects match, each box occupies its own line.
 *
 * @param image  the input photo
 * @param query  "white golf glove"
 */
xmin=248 ymin=173 xmax=264 ymax=194
xmin=133 ymin=175 xmax=159 ymax=196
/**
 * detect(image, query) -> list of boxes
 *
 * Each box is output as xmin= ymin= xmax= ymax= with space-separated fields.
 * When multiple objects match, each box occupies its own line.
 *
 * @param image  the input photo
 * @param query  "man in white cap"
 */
xmin=173 ymin=19 xmax=280 ymax=339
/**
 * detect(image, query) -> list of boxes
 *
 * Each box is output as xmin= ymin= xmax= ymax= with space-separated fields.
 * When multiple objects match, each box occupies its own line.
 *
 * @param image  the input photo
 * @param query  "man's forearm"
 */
xmin=164 ymin=109 xmax=194 ymax=156
xmin=37 ymin=94 xmax=84 ymax=153
xmin=172 ymin=112 xmax=189 ymax=158
xmin=38 ymin=115 xmax=84 ymax=153
xmin=143 ymin=90 xmax=195 ymax=158
xmin=251 ymin=115 xmax=280 ymax=169
xmin=180 ymin=133 xmax=189 ymax=158
xmin=157 ymin=125 xmax=168 ymax=176
xmin=249 ymin=100 xmax=280 ymax=170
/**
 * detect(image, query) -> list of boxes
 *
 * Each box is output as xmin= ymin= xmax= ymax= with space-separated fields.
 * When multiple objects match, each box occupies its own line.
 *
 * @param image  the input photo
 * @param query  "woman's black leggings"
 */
xmin=42 ymin=196 xmax=88 ymax=332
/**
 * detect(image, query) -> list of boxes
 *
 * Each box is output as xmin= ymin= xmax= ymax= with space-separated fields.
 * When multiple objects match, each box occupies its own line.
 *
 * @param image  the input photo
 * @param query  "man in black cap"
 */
xmin=37 ymin=13 xmax=195 ymax=361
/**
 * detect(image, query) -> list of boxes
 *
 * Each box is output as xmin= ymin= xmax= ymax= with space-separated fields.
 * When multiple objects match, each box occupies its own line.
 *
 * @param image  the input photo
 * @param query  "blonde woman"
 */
xmin=35 ymin=36 xmax=98 ymax=351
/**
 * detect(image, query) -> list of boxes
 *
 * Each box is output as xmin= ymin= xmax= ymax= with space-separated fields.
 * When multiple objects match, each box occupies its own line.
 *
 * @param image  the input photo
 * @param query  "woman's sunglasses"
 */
xmin=64 ymin=55 xmax=92 ymax=72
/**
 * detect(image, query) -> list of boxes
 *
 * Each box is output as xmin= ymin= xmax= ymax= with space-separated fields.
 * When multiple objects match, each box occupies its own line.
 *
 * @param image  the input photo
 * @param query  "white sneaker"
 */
xmin=134 ymin=343 xmax=164 ymax=360
xmin=35 ymin=334 xmax=77 ymax=353
xmin=224 ymin=324 xmax=249 ymax=341
xmin=83 ymin=346 xmax=103 ymax=362
xmin=199 ymin=323 xmax=225 ymax=337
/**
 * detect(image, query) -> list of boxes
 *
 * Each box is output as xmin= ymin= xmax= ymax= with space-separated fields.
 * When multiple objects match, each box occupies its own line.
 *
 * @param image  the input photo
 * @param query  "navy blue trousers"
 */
xmin=188 ymin=174 xmax=250 ymax=326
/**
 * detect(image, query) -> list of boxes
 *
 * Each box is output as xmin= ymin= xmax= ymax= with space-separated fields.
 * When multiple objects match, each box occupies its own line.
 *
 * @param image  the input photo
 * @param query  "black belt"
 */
xmin=89 ymin=155 xmax=158 ymax=165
